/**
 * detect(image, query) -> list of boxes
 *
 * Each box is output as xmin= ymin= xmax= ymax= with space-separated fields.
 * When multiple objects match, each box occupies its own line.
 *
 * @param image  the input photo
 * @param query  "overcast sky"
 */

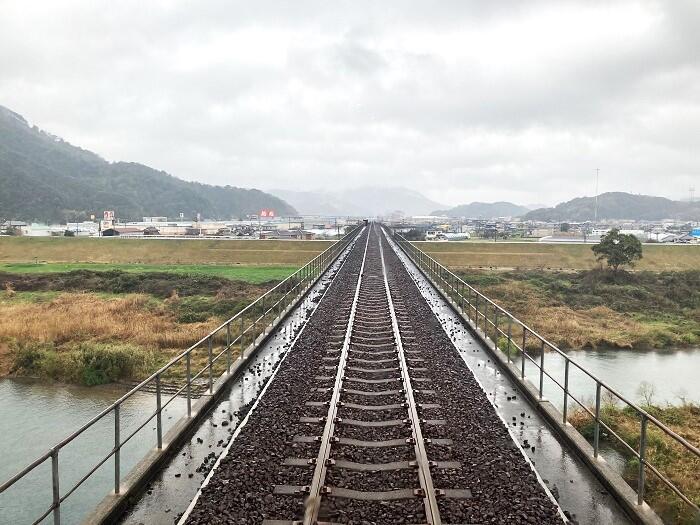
xmin=1 ymin=1 xmax=698 ymax=207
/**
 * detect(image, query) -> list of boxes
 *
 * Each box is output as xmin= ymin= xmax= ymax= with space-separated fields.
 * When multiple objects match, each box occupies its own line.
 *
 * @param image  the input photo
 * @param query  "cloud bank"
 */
xmin=1 ymin=0 xmax=698 ymax=206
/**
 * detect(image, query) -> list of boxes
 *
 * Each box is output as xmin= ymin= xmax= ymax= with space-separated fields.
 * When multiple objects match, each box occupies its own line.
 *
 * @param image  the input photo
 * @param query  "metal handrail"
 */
xmin=391 ymin=230 xmax=699 ymax=518
xmin=0 ymin=225 xmax=362 ymax=525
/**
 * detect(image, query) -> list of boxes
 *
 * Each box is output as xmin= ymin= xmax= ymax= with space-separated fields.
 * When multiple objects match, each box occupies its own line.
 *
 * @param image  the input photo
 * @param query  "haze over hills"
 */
xmin=433 ymin=201 xmax=530 ymax=218
xmin=524 ymin=192 xmax=700 ymax=222
xmin=270 ymin=187 xmax=447 ymax=217
xmin=0 ymin=105 xmax=296 ymax=223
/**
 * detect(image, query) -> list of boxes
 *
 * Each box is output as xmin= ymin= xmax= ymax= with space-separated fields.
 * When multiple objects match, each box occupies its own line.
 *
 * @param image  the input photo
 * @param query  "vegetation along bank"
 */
xmin=0 ymin=269 xmax=282 ymax=386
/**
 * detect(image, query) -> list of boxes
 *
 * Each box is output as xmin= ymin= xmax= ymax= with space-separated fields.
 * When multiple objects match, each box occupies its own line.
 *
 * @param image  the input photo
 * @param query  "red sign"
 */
xmin=260 ymin=209 xmax=275 ymax=218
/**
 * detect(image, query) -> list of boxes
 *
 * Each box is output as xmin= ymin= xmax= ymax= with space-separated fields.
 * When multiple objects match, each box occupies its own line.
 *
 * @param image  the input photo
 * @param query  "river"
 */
xmin=523 ymin=346 xmax=700 ymax=409
xmin=1 ymin=347 xmax=698 ymax=524
xmin=0 ymin=378 xmax=186 ymax=524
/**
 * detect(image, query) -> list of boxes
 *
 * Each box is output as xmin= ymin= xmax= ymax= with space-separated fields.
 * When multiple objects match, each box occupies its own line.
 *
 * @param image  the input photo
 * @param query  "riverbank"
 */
xmin=570 ymin=403 xmax=700 ymax=524
xmin=0 ymin=269 xmax=277 ymax=385
xmin=456 ymin=268 xmax=700 ymax=349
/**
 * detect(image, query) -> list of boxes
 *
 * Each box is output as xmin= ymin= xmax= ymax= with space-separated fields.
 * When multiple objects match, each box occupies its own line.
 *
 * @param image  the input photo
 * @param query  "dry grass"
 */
xmin=0 ymin=293 xmax=219 ymax=349
xmin=0 ymin=237 xmax=330 ymax=266
xmin=484 ymin=281 xmax=645 ymax=348
xmin=570 ymin=404 xmax=700 ymax=524
xmin=418 ymin=241 xmax=700 ymax=271
xmin=461 ymin=271 xmax=699 ymax=349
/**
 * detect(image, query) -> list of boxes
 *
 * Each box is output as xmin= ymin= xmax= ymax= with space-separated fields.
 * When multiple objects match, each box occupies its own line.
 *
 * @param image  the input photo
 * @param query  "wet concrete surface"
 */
xmin=389 ymin=237 xmax=633 ymax=525
xmin=118 ymin=249 xmax=351 ymax=525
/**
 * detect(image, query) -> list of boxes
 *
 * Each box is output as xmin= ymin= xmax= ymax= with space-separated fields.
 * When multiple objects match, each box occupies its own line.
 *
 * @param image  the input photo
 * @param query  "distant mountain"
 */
xmin=271 ymin=187 xmax=447 ymax=216
xmin=433 ymin=201 xmax=530 ymax=218
xmin=524 ymin=192 xmax=700 ymax=221
xmin=0 ymin=105 xmax=295 ymax=222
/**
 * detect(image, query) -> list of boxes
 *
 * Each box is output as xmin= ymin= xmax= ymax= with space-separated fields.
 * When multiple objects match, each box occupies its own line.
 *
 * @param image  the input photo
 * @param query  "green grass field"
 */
xmin=0 ymin=262 xmax=298 ymax=284
xmin=0 ymin=237 xmax=332 ymax=266
xmin=416 ymin=241 xmax=700 ymax=271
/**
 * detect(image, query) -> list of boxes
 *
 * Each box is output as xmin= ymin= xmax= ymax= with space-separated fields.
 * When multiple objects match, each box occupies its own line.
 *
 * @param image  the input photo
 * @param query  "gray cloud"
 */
xmin=0 ymin=0 xmax=698 ymax=207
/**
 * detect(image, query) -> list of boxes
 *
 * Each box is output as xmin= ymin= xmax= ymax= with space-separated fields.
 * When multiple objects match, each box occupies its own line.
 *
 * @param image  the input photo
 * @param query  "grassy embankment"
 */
xmin=416 ymin=241 xmax=700 ymax=349
xmin=0 ymin=237 xmax=328 ymax=385
xmin=455 ymin=269 xmax=700 ymax=349
xmin=417 ymin=241 xmax=700 ymax=271
xmin=0 ymin=236 xmax=332 ymax=266
xmin=570 ymin=402 xmax=700 ymax=524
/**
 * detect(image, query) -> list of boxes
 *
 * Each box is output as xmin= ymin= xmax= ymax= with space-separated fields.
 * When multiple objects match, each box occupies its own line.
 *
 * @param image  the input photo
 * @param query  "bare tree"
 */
xmin=636 ymin=381 xmax=656 ymax=407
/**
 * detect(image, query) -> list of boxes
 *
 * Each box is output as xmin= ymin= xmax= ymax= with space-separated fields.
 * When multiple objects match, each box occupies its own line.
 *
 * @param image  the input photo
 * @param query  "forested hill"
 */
xmin=433 ymin=201 xmax=530 ymax=218
xmin=0 ymin=105 xmax=296 ymax=222
xmin=523 ymin=192 xmax=700 ymax=221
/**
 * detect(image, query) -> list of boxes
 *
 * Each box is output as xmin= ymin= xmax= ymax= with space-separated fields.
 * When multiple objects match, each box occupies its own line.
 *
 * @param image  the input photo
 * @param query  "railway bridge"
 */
xmin=1 ymin=223 xmax=697 ymax=525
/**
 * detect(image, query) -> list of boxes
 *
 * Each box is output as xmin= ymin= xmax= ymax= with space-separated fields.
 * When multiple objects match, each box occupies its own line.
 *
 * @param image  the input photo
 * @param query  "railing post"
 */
xmin=208 ymin=337 xmax=213 ymax=394
xmin=594 ymin=382 xmax=602 ymax=457
xmin=226 ymin=323 xmax=231 ymax=374
xmin=521 ymin=328 xmax=527 ymax=379
xmin=114 ymin=404 xmax=120 ymax=494
xmin=638 ymin=415 xmax=648 ymax=505
xmin=240 ymin=316 xmax=245 ymax=356
xmin=474 ymin=294 xmax=479 ymax=330
xmin=277 ymin=289 xmax=282 ymax=319
xmin=51 ymin=448 xmax=60 ymax=525
xmin=261 ymin=294 xmax=266 ymax=330
xmin=186 ymin=352 xmax=192 ymax=418
xmin=506 ymin=317 xmax=512 ymax=363
xmin=484 ymin=301 xmax=490 ymax=338
xmin=156 ymin=374 xmax=163 ymax=449
xmin=563 ymin=358 xmax=570 ymax=424
xmin=252 ymin=305 xmax=257 ymax=347
xmin=539 ymin=339 xmax=545 ymax=399
xmin=494 ymin=309 xmax=500 ymax=348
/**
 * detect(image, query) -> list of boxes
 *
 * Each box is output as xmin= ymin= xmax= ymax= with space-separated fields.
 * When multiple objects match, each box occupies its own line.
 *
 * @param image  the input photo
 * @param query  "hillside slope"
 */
xmin=524 ymin=192 xmax=700 ymax=221
xmin=272 ymin=187 xmax=447 ymax=216
xmin=0 ymin=105 xmax=295 ymax=222
xmin=433 ymin=201 xmax=529 ymax=218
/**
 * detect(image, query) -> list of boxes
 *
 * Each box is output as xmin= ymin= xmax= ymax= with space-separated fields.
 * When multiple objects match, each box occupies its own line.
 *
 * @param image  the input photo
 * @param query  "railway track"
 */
xmin=182 ymin=224 xmax=563 ymax=524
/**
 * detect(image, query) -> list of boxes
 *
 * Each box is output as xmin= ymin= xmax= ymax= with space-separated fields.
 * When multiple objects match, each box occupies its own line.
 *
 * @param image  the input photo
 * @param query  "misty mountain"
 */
xmin=270 ymin=187 xmax=447 ymax=216
xmin=0 ymin=105 xmax=295 ymax=222
xmin=524 ymin=192 xmax=700 ymax=221
xmin=433 ymin=201 xmax=530 ymax=218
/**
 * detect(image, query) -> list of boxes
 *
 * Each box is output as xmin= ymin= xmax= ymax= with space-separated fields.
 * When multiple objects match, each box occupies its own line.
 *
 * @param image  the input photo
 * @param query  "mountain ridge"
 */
xmin=433 ymin=201 xmax=530 ymax=218
xmin=0 ymin=105 xmax=296 ymax=222
xmin=271 ymin=187 xmax=447 ymax=216
xmin=524 ymin=192 xmax=700 ymax=221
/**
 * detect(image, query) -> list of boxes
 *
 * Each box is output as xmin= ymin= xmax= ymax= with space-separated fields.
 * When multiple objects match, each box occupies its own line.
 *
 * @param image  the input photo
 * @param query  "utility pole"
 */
xmin=594 ymin=168 xmax=600 ymax=223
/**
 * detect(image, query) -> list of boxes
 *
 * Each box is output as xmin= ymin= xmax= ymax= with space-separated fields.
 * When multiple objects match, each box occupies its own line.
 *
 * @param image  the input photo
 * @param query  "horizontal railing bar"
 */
xmin=400 ymin=235 xmax=700 ymax=460
xmin=0 ymin=452 xmax=51 ymax=492
xmin=30 ymin=504 xmax=54 ymax=525
xmin=395 ymin=232 xmax=700 ymax=517
xmin=60 ymin=446 xmax=116 ymax=503
xmin=0 ymin=227 xmax=360 ymax=504
xmin=645 ymin=461 xmax=700 ymax=511
xmin=597 ymin=420 xmax=640 ymax=459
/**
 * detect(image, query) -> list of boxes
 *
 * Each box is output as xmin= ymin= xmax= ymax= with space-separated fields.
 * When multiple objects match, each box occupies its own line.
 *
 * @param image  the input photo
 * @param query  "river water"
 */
xmin=0 ymin=378 xmax=186 ymax=524
xmin=523 ymin=346 xmax=700 ymax=409
xmin=1 ymin=347 xmax=698 ymax=524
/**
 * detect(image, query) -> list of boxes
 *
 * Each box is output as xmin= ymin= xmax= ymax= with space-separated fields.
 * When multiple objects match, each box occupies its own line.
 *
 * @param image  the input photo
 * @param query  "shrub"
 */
xmin=10 ymin=340 xmax=158 ymax=385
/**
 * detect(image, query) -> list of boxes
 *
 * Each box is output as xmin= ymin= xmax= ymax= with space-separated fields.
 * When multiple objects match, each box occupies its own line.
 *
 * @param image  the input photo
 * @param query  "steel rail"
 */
xmin=177 ymin=227 xmax=365 ymax=525
xmin=0 ymin=225 xmax=362 ymax=525
xmin=303 ymin=225 xmax=371 ymax=524
xmin=390 ymin=229 xmax=700 ymax=517
xmin=378 ymin=229 xmax=442 ymax=525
